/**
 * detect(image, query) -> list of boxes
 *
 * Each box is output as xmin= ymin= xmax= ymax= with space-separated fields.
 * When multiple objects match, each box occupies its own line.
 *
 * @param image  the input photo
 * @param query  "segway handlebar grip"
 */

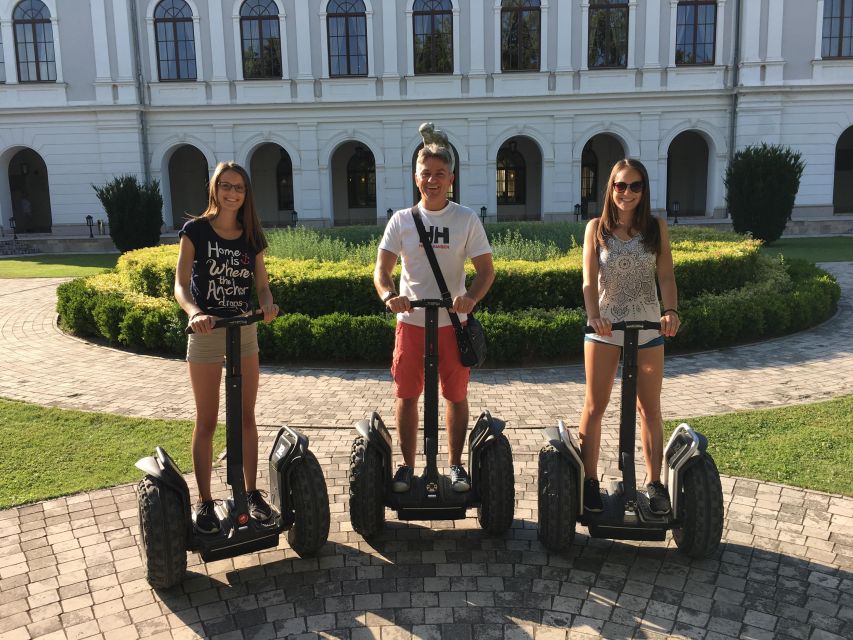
xmin=584 ymin=320 xmax=662 ymax=334
xmin=186 ymin=310 xmax=268 ymax=335
xmin=409 ymin=298 xmax=452 ymax=309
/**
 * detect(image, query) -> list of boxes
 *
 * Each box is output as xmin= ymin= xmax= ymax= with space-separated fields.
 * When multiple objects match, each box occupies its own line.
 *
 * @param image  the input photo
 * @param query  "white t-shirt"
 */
xmin=379 ymin=201 xmax=492 ymax=328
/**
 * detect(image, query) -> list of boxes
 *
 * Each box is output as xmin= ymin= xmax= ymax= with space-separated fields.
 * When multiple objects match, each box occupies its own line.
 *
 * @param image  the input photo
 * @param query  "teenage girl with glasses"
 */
xmin=579 ymin=158 xmax=681 ymax=516
xmin=174 ymin=161 xmax=279 ymax=534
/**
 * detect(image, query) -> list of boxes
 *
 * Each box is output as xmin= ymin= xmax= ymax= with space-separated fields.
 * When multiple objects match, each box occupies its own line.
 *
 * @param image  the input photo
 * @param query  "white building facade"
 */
xmin=0 ymin=0 xmax=852 ymax=234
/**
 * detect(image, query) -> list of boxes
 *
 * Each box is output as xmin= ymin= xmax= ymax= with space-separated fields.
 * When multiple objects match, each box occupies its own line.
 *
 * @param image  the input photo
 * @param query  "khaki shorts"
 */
xmin=186 ymin=323 xmax=259 ymax=364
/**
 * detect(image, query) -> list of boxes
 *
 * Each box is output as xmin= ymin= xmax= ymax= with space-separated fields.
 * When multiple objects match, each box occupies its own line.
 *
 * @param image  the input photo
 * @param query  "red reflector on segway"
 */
xmin=237 ymin=513 xmax=249 ymax=526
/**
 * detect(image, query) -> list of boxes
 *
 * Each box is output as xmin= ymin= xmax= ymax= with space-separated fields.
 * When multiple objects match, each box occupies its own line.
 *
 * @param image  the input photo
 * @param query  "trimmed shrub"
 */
xmin=725 ymin=143 xmax=805 ymax=244
xmin=94 ymin=175 xmax=164 ymax=253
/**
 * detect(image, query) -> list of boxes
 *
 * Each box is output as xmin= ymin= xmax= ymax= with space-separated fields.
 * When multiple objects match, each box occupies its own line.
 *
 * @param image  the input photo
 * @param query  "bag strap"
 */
xmin=411 ymin=207 xmax=467 ymax=336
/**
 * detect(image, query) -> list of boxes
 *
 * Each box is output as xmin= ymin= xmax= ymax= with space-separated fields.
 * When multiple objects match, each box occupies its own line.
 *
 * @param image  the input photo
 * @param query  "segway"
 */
xmin=349 ymin=299 xmax=515 ymax=538
xmin=537 ymin=320 xmax=724 ymax=558
xmin=135 ymin=312 xmax=330 ymax=588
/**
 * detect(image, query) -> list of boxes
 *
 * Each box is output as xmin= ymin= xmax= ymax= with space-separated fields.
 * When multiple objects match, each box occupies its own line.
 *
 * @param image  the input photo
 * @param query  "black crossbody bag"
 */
xmin=411 ymin=208 xmax=487 ymax=368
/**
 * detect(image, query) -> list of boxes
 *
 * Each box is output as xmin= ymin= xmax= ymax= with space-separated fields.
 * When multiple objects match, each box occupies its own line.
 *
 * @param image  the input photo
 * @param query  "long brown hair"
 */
xmin=198 ymin=161 xmax=267 ymax=252
xmin=595 ymin=158 xmax=660 ymax=254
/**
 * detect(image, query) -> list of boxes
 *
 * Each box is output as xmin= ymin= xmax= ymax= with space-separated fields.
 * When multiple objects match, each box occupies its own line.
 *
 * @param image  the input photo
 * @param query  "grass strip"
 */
xmin=759 ymin=236 xmax=853 ymax=263
xmin=0 ymin=254 xmax=118 ymax=278
xmin=0 ymin=397 xmax=224 ymax=509
xmin=668 ymin=394 xmax=853 ymax=497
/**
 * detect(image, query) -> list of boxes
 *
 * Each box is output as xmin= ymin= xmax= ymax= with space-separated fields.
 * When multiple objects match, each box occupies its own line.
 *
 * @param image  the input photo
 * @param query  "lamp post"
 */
xmin=9 ymin=216 xmax=17 ymax=240
xmin=291 ymin=210 xmax=298 ymax=226
xmin=480 ymin=206 xmax=487 ymax=224
xmin=574 ymin=203 xmax=581 ymax=222
xmin=86 ymin=214 xmax=94 ymax=238
xmin=386 ymin=207 xmax=393 ymax=221
xmin=672 ymin=200 xmax=680 ymax=225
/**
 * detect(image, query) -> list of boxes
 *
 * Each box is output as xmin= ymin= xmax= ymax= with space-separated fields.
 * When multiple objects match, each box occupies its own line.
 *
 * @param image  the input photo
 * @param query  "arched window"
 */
xmin=497 ymin=141 xmax=526 ymax=205
xmin=327 ymin=0 xmax=368 ymax=76
xmin=588 ymin=0 xmax=628 ymax=68
xmin=347 ymin=146 xmax=376 ymax=207
xmin=581 ymin=143 xmax=597 ymax=215
xmin=501 ymin=0 xmax=540 ymax=71
xmin=154 ymin=0 xmax=197 ymax=81
xmin=13 ymin=0 xmax=56 ymax=82
xmin=241 ymin=0 xmax=282 ymax=79
xmin=277 ymin=150 xmax=294 ymax=211
xmin=823 ymin=0 xmax=853 ymax=58
xmin=413 ymin=0 xmax=453 ymax=75
xmin=675 ymin=0 xmax=716 ymax=65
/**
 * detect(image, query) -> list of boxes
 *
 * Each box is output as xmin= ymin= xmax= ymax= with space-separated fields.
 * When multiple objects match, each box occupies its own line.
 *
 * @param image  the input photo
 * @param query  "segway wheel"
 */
xmin=287 ymin=450 xmax=331 ymax=557
xmin=672 ymin=453 xmax=724 ymax=558
xmin=537 ymin=445 xmax=577 ymax=552
xmin=477 ymin=435 xmax=515 ymax=534
xmin=137 ymin=476 xmax=187 ymax=589
xmin=349 ymin=436 xmax=385 ymax=538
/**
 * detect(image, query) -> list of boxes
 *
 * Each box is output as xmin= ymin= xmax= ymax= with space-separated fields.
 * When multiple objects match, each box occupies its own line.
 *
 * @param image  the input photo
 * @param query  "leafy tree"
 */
xmin=725 ymin=143 xmax=805 ymax=244
xmin=93 ymin=175 xmax=163 ymax=253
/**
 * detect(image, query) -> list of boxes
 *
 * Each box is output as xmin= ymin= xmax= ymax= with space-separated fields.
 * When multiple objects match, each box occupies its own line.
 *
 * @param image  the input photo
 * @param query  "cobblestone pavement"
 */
xmin=0 ymin=265 xmax=851 ymax=639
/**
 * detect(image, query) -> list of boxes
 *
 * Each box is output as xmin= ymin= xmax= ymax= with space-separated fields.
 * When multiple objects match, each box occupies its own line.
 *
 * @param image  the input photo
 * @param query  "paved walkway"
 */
xmin=0 ymin=265 xmax=852 ymax=640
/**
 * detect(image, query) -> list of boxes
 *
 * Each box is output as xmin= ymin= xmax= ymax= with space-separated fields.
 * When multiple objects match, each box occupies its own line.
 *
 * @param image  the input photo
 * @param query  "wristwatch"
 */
xmin=381 ymin=290 xmax=397 ymax=303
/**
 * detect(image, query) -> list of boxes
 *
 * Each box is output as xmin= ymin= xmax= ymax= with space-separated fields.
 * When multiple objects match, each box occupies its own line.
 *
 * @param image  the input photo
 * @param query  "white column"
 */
xmin=765 ymin=0 xmax=784 ymax=83
xmin=1 ymin=20 xmax=18 ymax=84
xmin=113 ymin=0 xmax=133 ymax=80
xmin=366 ymin=6 xmax=375 ymax=77
xmin=146 ymin=16 xmax=158 ymax=80
xmin=49 ymin=16 xmax=64 ymax=82
xmin=740 ymin=0 xmax=761 ymax=85
xmin=580 ymin=1 xmax=589 ymax=70
xmin=815 ymin=0 xmax=825 ymax=60
xmin=406 ymin=7 xmax=414 ymax=75
xmin=469 ymin=0 xmax=486 ymax=95
xmin=382 ymin=1 xmax=399 ymax=98
xmin=90 ymin=0 xmax=111 ymax=81
xmin=208 ymin=3 xmax=228 ymax=101
xmin=644 ymin=0 xmax=662 ymax=88
xmin=668 ymin=0 xmax=678 ymax=67
xmin=492 ymin=1 xmax=501 ymax=74
xmin=278 ymin=13 xmax=288 ymax=79
xmin=555 ymin=0 xmax=573 ymax=92
xmin=232 ymin=14 xmax=243 ymax=81
xmin=452 ymin=5 xmax=460 ymax=74
xmin=294 ymin=1 xmax=314 ymax=101
xmin=540 ymin=1 xmax=549 ymax=72
xmin=627 ymin=0 xmax=638 ymax=68
xmin=319 ymin=9 xmax=329 ymax=79
xmin=714 ymin=0 xmax=726 ymax=66
xmin=192 ymin=15 xmax=204 ymax=81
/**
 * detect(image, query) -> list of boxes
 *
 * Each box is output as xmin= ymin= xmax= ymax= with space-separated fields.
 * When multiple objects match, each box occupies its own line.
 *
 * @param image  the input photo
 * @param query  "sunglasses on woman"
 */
xmin=218 ymin=181 xmax=246 ymax=194
xmin=612 ymin=181 xmax=644 ymax=193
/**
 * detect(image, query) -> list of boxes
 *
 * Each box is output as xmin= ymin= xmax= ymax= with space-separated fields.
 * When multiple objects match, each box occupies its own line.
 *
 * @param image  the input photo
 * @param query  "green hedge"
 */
xmin=56 ymin=257 xmax=838 ymax=365
xmin=116 ymin=238 xmax=761 ymax=316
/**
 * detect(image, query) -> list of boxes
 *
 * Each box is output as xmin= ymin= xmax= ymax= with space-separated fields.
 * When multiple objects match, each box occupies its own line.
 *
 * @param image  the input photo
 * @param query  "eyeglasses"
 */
xmin=218 ymin=181 xmax=246 ymax=194
xmin=613 ymin=181 xmax=644 ymax=193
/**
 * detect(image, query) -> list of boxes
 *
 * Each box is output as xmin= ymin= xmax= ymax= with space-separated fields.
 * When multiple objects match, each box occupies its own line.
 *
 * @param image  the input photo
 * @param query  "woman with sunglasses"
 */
xmin=579 ymin=158 xmax=681 ymax=516
xmin=174 ymin=161 xmax=279 ymax=535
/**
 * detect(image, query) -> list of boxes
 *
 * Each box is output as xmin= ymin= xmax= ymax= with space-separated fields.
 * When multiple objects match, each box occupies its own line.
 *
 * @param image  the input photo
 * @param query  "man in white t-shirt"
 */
xmin=374 ymin=143 xmax=495 ymax=494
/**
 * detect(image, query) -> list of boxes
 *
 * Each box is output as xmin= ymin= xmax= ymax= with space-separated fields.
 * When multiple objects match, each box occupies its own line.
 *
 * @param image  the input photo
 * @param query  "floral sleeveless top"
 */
xmin=592 ymin=232 xmax=661 ymax=348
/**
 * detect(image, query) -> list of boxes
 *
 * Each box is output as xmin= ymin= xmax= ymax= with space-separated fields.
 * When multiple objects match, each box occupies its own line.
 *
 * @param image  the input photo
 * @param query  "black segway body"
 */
xmin=537 ymin=320 xmax=723 ymax=557
xmin=136 ymin=313 xmax=329 ymax=588
xmin=349 ymin=299 xmax=515 ymax=538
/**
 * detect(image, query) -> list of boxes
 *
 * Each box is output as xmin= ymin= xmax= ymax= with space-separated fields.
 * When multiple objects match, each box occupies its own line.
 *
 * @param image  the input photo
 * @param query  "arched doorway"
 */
xmin=834 ymin=126 xmax=853 ymax=214
xmin=412 ymin=143 xmax=460 ymax=205
xmin=331 ymin=142 xmax=376 ymax=226
xmin=580 ymin=134 xmax=625 ymax=218
xmin=496 ymin=136 xmax=542 ymax=221
xmin=249 ymin=143 xmax=295 ymax=227
xmin=667 ymin=131 xmax=710 ymax=216
xmin=7 ymin=148 xmax=52 ymax=233
xmin=168 ymin=145 xmax=208 ymax=227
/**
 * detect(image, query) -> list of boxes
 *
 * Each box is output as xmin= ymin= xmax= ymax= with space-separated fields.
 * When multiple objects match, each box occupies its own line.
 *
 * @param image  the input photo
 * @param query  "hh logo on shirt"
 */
xmin=426 ymin=225 xmax=450 ymax=248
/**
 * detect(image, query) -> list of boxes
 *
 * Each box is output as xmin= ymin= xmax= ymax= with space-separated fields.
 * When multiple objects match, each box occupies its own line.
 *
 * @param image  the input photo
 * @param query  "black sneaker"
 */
xmin=646 ymin=481 xmax=671 ymax=515
xmin=583 ymin=478 xmax=604 ymax=513
xmin=247 ymin=489 xmax=274 ymax=522
xmin=194 ymin=500 xmax=220 ymax=534
xmin=392 ymin=465 xmax=414 ymax=493
xmin=450 ymin=465 xmax=471 ymax=493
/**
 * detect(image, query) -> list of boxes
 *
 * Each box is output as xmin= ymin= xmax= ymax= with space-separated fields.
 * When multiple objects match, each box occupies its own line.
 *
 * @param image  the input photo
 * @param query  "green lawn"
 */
xmin=667 ymin=394 xmax=853 ymax=496
xmin=760 ymin=236 xmax=853 ymax=262
xmin=0 ymin=397 xmax=225 ymax=509
xmin=0 ymin=253 xmax=118 ymax=278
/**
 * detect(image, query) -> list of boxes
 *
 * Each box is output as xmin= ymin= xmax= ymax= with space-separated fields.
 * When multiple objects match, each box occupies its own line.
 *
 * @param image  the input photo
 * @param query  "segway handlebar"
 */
xmin=409 ymin=298 xmax=453 ymax=308
xmin=584 ymin=320 xmax=662 ymax=333
xmin=185 ymin=310 xmax=267 ymax=335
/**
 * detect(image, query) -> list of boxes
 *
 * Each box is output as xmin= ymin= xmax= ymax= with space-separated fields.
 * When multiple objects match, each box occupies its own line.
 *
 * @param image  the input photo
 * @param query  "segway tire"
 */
xmin=477 ymin=435 xmax=515 ymax=534
xmin=349 ymin=436 xmax=385 ymax=538
xmin=287 ymin=450 xmax=331 ymax=557
xmin=137 ymin=476 xmax=187 ymax=589
xmin=537 ymin=445 xmax=577 ymax=552
xmin=672 ymin=453 xmax=724 ymax=558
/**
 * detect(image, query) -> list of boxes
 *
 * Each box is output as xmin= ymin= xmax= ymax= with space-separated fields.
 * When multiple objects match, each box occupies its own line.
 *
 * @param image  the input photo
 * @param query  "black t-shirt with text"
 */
xmin=179 ymin=218 xmax=256 ymax=318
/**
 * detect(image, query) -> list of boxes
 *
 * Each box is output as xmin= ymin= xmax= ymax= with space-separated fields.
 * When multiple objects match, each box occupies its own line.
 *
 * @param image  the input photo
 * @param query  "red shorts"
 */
xmin=391 ymin=321 xmax=470 ymax=403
